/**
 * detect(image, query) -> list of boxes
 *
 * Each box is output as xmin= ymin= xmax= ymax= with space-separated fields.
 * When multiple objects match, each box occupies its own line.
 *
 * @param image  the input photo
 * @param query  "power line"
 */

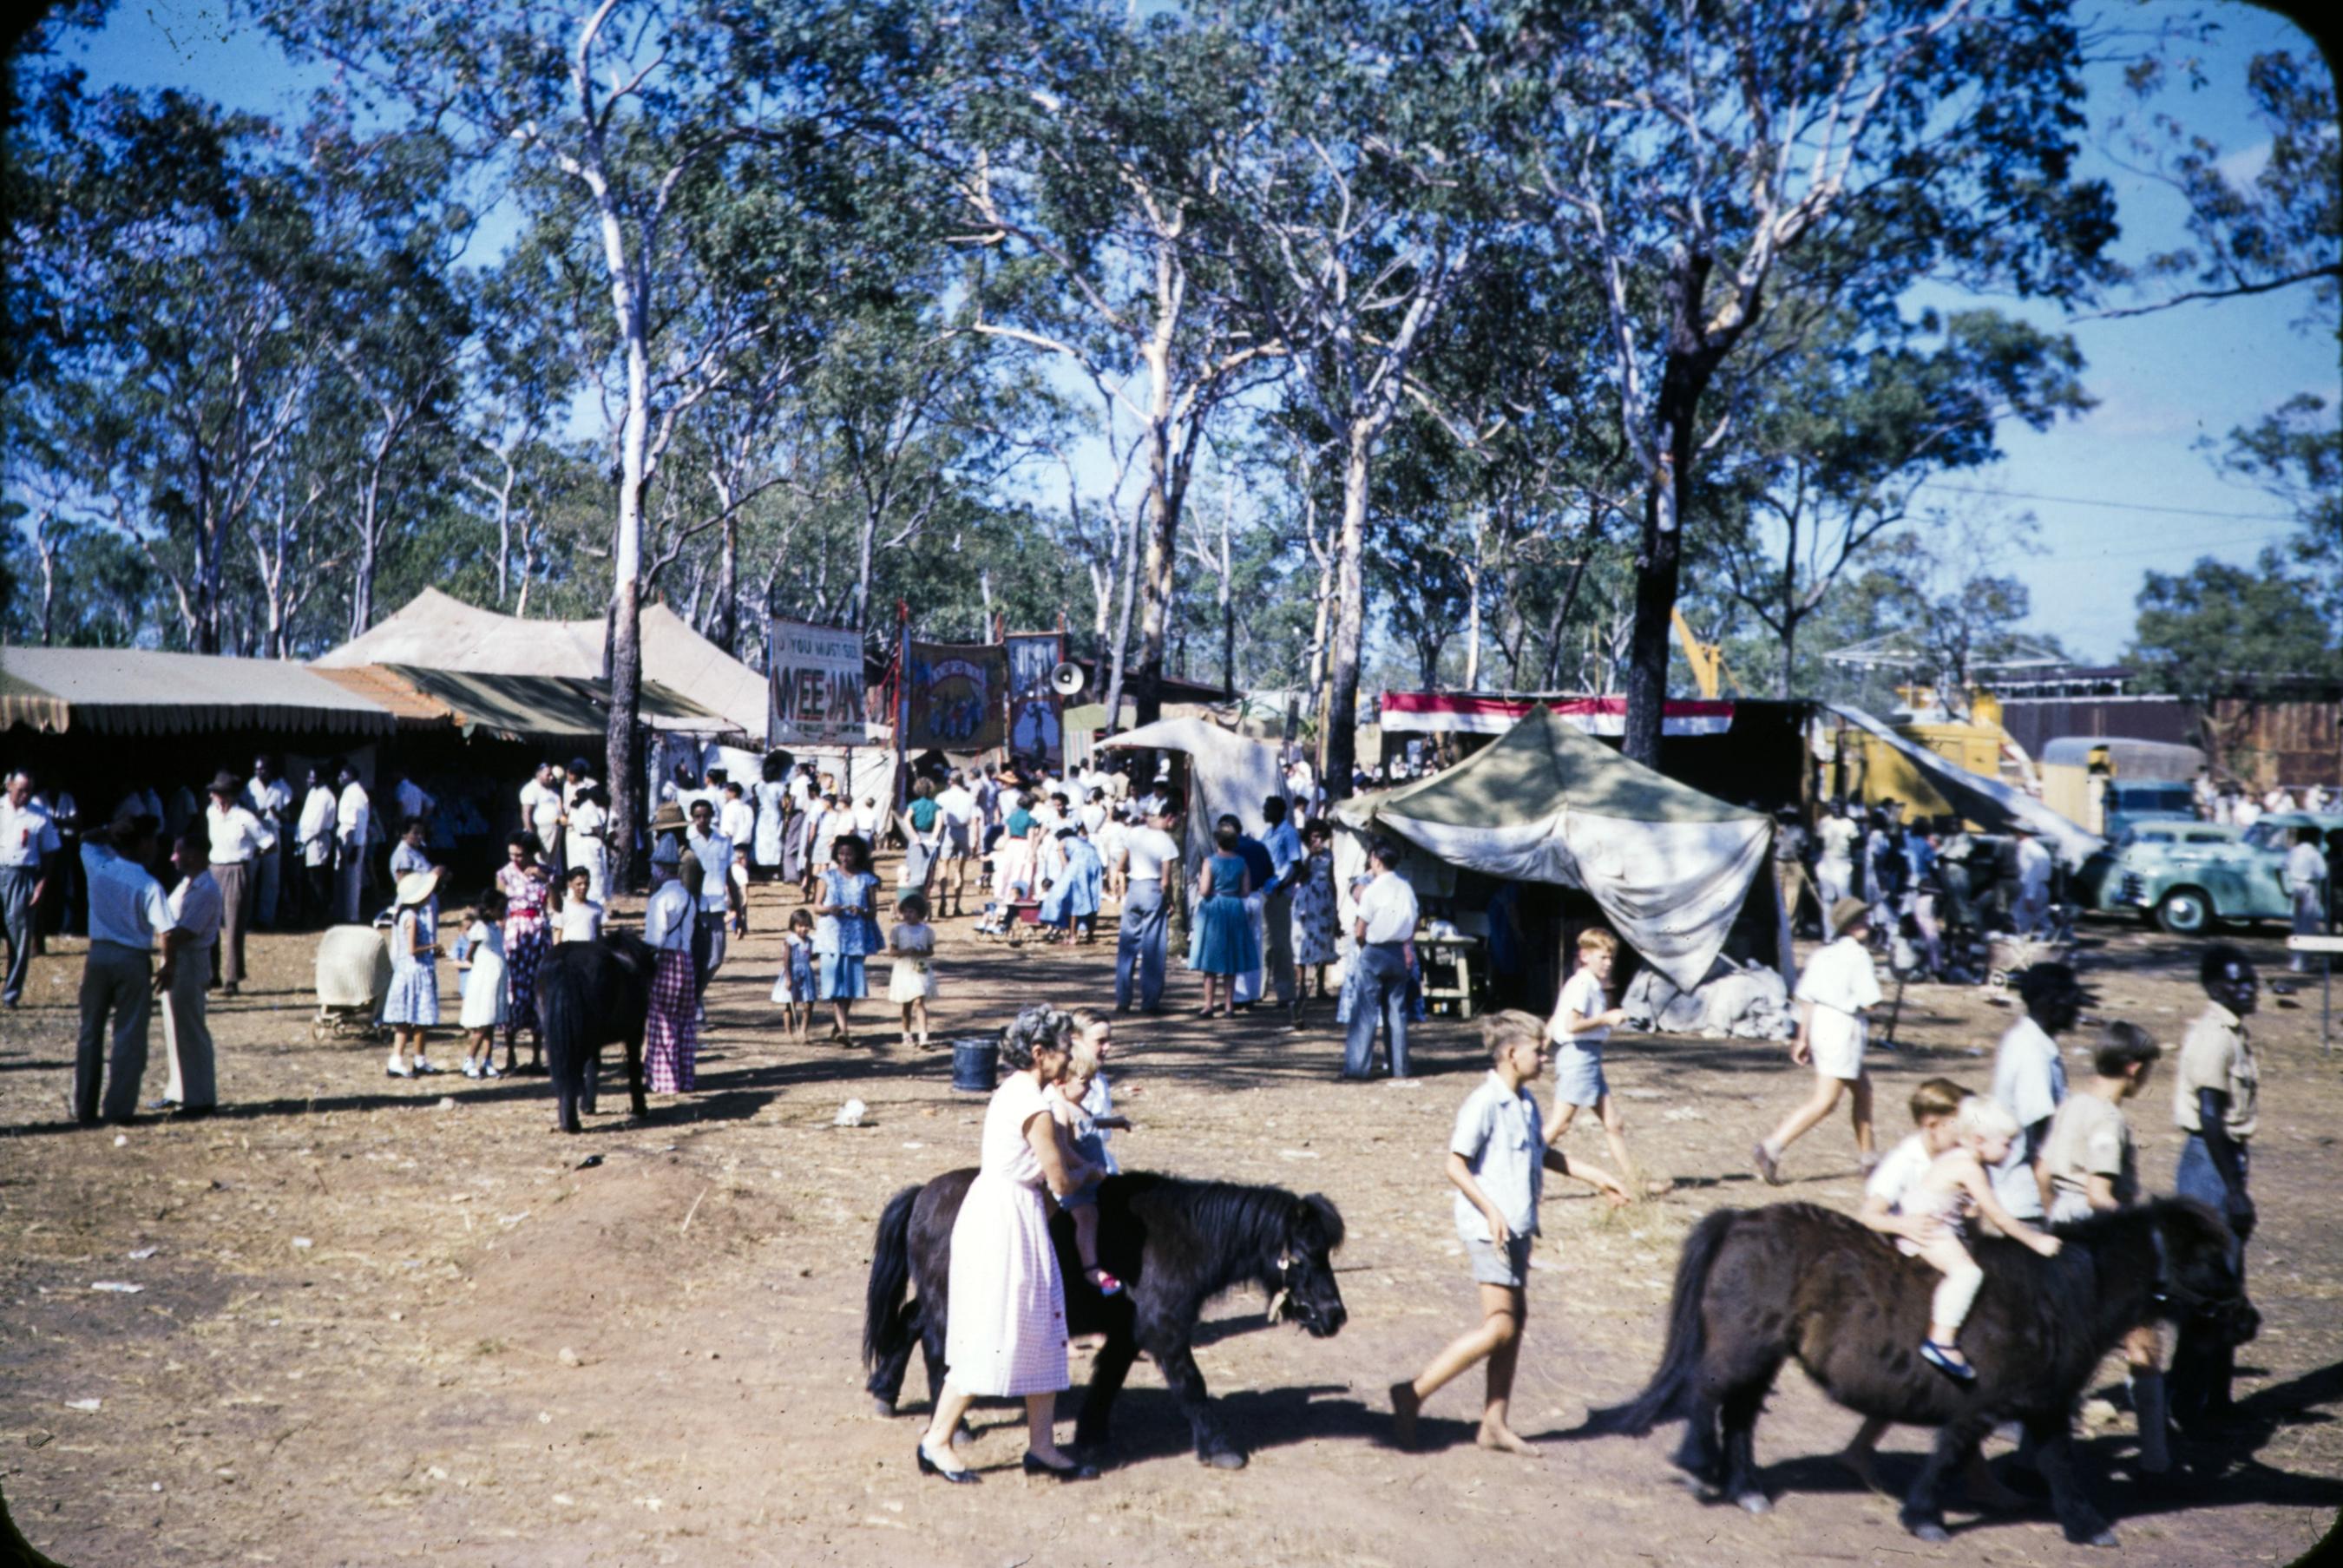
xmin=1914 ymin=480 xmax=2298 ymax=523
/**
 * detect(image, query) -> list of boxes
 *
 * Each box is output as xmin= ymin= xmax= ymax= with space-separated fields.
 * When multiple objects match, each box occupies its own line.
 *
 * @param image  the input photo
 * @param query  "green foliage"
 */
xmin=2130 ymin=550 xmax=2340 ymax=699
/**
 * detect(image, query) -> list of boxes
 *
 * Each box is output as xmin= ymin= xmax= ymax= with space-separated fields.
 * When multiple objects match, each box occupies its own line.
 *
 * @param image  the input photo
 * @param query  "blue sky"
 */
xmin=62 ymin=1 xmax=2338 ymax=664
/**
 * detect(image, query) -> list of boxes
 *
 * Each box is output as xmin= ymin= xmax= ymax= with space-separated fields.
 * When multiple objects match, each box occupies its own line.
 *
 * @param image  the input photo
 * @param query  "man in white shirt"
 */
xmin=519 ymin=763 xmax=556 ymax=836
xmin=241 ymin=756 xmax=293 ymax=930
xmin=2285 ymin=825 xmax=2329 ymax=972
xmin=1815 ymin=803 xmax=1859 ymax=935
xmin=204 ymin=771 xmax=276 ymax=995
xmin=686 ymin=798 xmax=733 ymax=1001
xmin=565 ymin=784 xmax=611 ymax=904
xmin=719 ymin=781 xmax=757 ymax=850
xmin=296 ymin=765 xmax=338 ymax=928
xmin=2008 ymin=824 xmax=2053 ymax=935
xmin=1114 ymin=806 xmax=1182 ymax=1013
xmin=1990 ymin=963 xmax=2079 ymax=1220
xmin=74 ymin=812 xmax=177 ymax=1125
xmin=161 ymin=832 xmax=224 ymax=1115
xmin=1 ymin=769 xmax=62 ymax=1007
xmin=1756 ymin=897 xmax=1882 ymax=1184
xmin=333 ymin=763 xmax=371 ymax=925
xmin=1347 ymin=843 xmax=1421 ymax=1079
xmin=935 ymin=771 xmax=980 ymax=917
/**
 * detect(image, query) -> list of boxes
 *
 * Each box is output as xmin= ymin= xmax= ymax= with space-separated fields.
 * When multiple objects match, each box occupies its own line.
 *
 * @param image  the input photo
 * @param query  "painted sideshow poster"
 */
xmin=766 ymin=618 xmax=866 ymax=745
xmin=1004 ymin=632 xmax=1063 ymax=772
xmin=904 ymin=640 xmax=1007 ymax=751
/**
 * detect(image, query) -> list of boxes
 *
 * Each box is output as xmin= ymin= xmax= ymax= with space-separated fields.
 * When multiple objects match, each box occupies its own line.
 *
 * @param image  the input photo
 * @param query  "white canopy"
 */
xmin=1828 ymin=703 xmax=2103 ymax=869
xmin=1099 ymin=718 xmax=1287 ymax=865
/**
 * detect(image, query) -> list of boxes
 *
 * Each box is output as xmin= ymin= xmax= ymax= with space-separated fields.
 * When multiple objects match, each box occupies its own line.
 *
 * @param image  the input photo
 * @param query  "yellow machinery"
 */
xmin=1671 ymin=609 xmax=1738 ymax=700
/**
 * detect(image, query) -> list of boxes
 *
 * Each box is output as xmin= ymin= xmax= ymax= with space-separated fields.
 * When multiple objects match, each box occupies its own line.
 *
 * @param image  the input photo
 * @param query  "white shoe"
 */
xmin=483 ymin=1061 xmax=503 ymax=1079
xmin=413 ymin=1058 xmax=438 ymax=1076
xmin=461 ymin=1060 xmax=481 ymax=1079
xmin=385 ymin=1059 xmax=413 ymax=1079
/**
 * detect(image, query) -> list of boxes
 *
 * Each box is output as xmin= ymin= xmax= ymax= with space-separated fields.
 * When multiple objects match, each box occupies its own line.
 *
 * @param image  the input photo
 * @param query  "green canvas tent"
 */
xmin=1333 ymin=705 xmax=1773 ymax=987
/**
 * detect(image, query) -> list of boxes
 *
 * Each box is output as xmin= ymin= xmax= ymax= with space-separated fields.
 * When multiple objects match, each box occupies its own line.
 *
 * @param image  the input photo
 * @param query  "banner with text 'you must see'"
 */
xmin=766 ymin=617 xmax=867 ymax=745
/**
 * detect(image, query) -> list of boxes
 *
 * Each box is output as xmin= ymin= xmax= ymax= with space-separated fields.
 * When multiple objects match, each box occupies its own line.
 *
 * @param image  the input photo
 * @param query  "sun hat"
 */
xmin=395 ymin=869 xmax=440 ymax=907
xmin=650 ymin=801 xmax=688 ymax=834
xmin=207 ymin=771 xmax=241 ymax=797
xmin=1830 ymin=896 xmax=1872 ymax=935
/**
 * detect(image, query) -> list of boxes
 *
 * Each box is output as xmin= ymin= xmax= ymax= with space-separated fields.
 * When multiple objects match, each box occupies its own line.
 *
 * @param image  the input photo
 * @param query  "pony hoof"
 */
xmin=2087 ymin=1530 xmax=2119 ymax=1550
xmin=870 ymin=1398 xmax=896 ymax=1419
xmin=1199 ymin=1448 xmax=1249 ymax=1470
xmin=1736 ymin=1492 xmax=1771 ymax=1516
xmin=1906 ymin=1521 xmax=1951 ymax=1545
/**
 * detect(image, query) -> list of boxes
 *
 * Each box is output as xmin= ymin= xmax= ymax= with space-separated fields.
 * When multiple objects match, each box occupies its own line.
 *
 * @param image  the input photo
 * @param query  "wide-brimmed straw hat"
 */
xmin=1830 ymin=896 xmax=1872 ymax=935
xmin=650 ymin=801 xmax=688 ymax=834
xmin=395 ymin=869 xmax=441 ymax=907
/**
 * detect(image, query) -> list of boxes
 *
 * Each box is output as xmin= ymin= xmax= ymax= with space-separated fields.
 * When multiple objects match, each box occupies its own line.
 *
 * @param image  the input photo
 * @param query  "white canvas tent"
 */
xmin=1332 ymin=705 xmax=1773 ymax=989
xmin=1099 ymin=718 xmax=1286 ymax=864
xmin=318 ymin=588 xmax=771 ymax=743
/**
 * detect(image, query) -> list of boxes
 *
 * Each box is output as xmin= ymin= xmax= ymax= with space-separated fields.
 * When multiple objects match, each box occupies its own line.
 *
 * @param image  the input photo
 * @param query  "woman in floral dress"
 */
xmin=1289 ymin=819 xmax=1340 ymax=1020
xmin=496 ymin=831 xmax=551 ymax=1073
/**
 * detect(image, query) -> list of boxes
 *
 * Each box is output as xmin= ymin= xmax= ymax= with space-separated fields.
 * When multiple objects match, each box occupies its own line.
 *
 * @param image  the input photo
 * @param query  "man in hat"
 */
xmin=204 ymin=771 xmax=275 ymax=996
xmin=73 ymin=811 xmax=175 ymax=1125
xmin=1991 ymin=963 xmax=2084 ymax=1221
xmin=0 ymin=768 xmax=62 ymax=1008
xmin=158 ymin=831 xmax=223 ymax=1117
xmin=1756 ymin=897 xmax=1881 ymax=1184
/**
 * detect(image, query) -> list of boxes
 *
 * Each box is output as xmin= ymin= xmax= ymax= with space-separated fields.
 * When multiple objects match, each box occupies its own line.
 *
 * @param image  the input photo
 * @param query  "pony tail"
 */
xmin=863 ymin=1184 xmax=922 ymax=1374
xmin=1578 ymin=1208 xmax=1740 ymax=1436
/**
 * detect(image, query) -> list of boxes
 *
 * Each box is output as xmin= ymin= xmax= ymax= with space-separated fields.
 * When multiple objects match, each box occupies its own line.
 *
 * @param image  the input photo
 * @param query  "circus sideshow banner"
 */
xmin=766 ymin=617 xmax=867 ymax=745
xmin=905 ymin=640 xmax=1007 ymax=752
xmin=1004 ymin=632 xmax=1065 ymax=772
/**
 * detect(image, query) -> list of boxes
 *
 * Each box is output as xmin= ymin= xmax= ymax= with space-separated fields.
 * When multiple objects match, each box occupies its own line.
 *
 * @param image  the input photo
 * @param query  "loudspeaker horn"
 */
xmin=1050 ymin=661 xmax=1087 ymax=698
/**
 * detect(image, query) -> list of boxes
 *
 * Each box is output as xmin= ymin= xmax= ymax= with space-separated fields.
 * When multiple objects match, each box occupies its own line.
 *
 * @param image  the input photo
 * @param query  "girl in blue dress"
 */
xmin=1039 ymin=826 xmax=1105 ymax=942
xmin=813 ymin=834 xmax=882 ymax=1046
xmin=1191 ymin=822 xmax=1258 ymax=1017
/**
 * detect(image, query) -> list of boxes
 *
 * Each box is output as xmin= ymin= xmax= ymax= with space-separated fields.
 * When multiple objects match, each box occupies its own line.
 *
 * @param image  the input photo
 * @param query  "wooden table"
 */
xmin=1414 ymin=933 xmax=1484 ymax=1020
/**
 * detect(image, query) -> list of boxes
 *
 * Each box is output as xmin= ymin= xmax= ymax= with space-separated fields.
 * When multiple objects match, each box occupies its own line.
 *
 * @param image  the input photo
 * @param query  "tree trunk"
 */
xmin=1217 ymin=495 xmax=1235 ymax=698
xmin=601 ymin=246 xmax=652 ymax=892
xmin=1622 ymin=346 xmax=1714 ymax=765
xmin=1101 ymin=494 xmax=1145 ymax=732
xmin=1322 ymin=423 xmax=1374 ymax=796
xmin=707 ymin=512 xmax=740 ymax=656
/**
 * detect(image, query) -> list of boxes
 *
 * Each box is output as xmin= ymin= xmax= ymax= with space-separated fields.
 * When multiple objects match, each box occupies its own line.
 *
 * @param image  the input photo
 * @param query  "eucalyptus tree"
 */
xmin=269 ymin=0 xmax=918 ymax=882
xmin=1519 ymin=0 xmax=2117 ymax=764
xmin=1703 ymin=304 xmax=2088 ymax=696
xmin=932 ymin=0 xmax=1288 ymax=729
xmin=1231 ymin=0 xmax=1526 ymax=791
xmin=13 ymin=86 xmax=326 ymax=653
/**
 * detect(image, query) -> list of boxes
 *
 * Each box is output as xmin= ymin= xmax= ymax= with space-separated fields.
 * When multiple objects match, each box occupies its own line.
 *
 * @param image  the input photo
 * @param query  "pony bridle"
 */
xmin=1266 ymin=1253 xmax=1296 ymax=1322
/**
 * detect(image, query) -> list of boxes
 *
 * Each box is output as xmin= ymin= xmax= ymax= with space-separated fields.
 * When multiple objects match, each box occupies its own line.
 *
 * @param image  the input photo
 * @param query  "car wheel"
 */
xmin=2156 ymin=888 xmax=2212 ymax=936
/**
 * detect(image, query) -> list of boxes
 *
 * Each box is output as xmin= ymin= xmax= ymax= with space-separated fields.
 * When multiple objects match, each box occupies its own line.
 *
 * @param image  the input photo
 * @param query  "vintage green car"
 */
xmin=2094 ymin=812 xmax=2343 ymax=935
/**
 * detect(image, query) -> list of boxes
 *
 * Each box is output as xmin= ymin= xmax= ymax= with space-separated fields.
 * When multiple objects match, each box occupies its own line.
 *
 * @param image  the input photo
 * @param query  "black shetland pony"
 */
xmin=535 ymin=933 xmax=656 ymax=1133
xmin=864 ymin=1170 xmax=1347 ymax=1468
xmin=1573 ymin=1198 xmax=2255 ymax=1546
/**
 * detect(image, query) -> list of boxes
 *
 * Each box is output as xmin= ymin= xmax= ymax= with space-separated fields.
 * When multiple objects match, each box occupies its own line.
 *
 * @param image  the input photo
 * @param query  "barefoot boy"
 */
xmin=1546 ymin=928 xmax=1644 ymax=1197
xmin=1391 ymin=1010 xmax=1629 ymax=1455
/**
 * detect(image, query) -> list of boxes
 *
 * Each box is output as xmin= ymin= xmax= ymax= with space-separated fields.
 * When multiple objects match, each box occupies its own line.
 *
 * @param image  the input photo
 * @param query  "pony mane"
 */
xmin=1122 ymin=1172 xmax=1335 ymax=1296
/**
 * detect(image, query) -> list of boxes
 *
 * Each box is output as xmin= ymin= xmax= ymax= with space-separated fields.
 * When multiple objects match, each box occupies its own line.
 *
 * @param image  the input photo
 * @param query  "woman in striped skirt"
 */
xmin=496 ymin=832 xmax=552 ymax=1073
xmin=641 ymin=855 xmax=701 ymax=1093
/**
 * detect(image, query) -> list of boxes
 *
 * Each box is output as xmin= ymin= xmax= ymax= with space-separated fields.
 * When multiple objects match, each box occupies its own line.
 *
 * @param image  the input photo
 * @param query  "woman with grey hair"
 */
xmin=917 ymin=1004 xmax=1102 ymax=1482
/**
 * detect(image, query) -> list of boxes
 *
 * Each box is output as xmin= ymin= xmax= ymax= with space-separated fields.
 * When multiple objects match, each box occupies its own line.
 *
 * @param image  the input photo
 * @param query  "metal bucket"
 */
xmin=949 ymin=1037 xmax=999 ymax=1094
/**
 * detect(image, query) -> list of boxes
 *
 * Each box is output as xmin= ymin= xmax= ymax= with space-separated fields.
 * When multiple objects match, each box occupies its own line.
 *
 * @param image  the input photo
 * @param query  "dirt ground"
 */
xmin=4 ymin=870 xmax=2340 ymax=1568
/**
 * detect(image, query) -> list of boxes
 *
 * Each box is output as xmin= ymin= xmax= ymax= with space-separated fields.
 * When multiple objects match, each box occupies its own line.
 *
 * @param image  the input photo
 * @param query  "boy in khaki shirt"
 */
xmin=2044 ymin=1023 xmax=2169 ymax=1472
xmin=2169 ymin=944 xmax=2258 ymax=1433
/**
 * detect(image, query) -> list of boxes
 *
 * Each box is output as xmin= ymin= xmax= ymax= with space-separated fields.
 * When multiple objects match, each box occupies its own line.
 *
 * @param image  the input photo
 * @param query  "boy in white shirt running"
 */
xmin=1546 ymin=928 xmax=1645 ymax=1199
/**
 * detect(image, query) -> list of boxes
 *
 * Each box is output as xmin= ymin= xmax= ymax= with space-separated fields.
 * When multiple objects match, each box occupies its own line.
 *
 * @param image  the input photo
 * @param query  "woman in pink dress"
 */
xmin=917 ymin=1005 xmax=1102 ymax=1483
xmin=496 ymin=831 xmax=550 ymax=1073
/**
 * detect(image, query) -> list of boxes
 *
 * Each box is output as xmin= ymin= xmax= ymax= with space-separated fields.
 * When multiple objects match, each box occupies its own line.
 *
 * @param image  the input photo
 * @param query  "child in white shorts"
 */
xmin=1546 ymin=928 xmax=1646 ymax=1197
xmin=1755 ymin=896 xmax=1881 ymax=1185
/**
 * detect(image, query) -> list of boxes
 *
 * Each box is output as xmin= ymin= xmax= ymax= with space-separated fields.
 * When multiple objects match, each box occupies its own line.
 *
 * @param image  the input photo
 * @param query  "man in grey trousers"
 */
xmin=1345 ymin=843 xmax=1420 ymax=1079
xmin=74 ymin=813 xmax=175 ymax=1125
xmin=1114 ymin=806 xmax=1182 ymax=1014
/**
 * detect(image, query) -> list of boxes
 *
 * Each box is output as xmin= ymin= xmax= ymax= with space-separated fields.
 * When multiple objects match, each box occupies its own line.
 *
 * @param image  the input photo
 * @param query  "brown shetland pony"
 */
xmin=1571 ymin=1198 xmax=2255 ymax=1546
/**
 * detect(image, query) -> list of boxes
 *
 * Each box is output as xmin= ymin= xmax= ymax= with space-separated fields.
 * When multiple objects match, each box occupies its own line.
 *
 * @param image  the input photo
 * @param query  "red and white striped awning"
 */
xmin=1381 ymin=692 xmax=1736 ymax=737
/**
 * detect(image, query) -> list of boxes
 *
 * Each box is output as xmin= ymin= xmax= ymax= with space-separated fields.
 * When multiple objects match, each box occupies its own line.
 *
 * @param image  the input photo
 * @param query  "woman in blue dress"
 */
xmin=1039 ymin=826 xmax=1105 ymax=942
xmin=1191 ymin=821 xmax=1258 ymax=1017
xmin=813 ymin=834 xmax=882 ymax=1046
